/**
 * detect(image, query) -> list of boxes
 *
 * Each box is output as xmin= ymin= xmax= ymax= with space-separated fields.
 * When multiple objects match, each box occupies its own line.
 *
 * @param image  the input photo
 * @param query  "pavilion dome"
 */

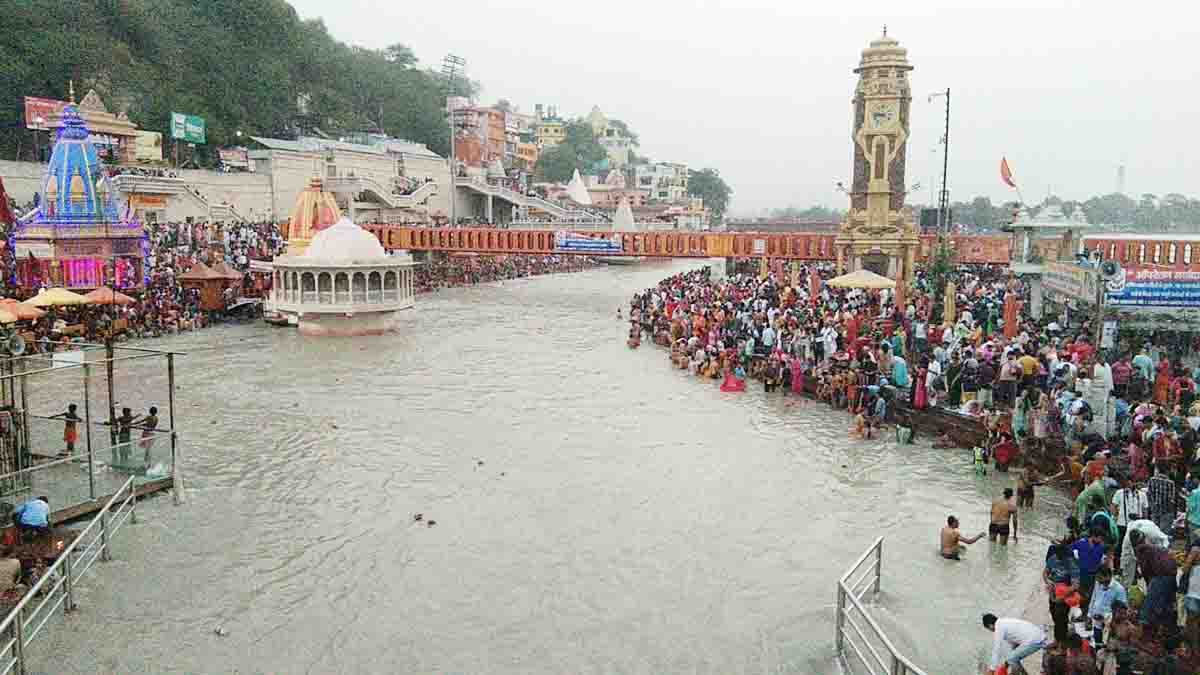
xmin=303 ymin=217 xmax=387 ymax=262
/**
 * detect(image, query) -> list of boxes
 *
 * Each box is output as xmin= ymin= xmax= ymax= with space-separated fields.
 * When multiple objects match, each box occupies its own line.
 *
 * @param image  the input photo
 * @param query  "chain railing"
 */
xmin=0 ymin=475 xmax=137 ymax=675
xmin=835 ymin=537 xmax=927 ymax=675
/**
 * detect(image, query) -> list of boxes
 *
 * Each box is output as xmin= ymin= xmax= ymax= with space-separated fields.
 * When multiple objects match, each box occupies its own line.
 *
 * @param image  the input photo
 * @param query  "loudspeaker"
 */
xmin=1099 ymin=260 xmax=1122 ymax=281
xmin=4 ymin=333 xmax=24 ymax=356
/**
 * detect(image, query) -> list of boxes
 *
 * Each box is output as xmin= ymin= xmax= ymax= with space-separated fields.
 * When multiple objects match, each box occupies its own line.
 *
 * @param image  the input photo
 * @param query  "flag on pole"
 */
xmin=1000 ymin=157 xmax=1017 ymax=189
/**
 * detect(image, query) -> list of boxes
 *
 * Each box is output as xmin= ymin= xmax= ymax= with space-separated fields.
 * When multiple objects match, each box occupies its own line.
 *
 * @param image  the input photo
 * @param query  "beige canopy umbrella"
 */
xmin=84 ymin=286 xmax=136 ymax=306
xmin=0 ymin=308 xmax=18 ymax=325
xmin=0 ymin=299 xmax=46 ymax=320
xmin=826 ymin=269 xmax=896 ymax=290
xmin=27 ymin=287 xmax=89 ymax=307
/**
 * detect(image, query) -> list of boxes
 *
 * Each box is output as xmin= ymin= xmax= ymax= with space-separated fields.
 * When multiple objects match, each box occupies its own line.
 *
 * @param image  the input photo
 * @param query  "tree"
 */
xmin=534 ymin=119 xmax=606 ymax=181
xmin=688 ymin=168 xmax=732 ymax=222
xmin=607 ymin=119 xmax=639 ymax=147
xmin=970 ymin=196 xmax=995 ymax=229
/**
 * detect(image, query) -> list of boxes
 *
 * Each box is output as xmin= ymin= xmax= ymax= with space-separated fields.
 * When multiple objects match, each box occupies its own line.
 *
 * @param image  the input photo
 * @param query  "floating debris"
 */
xmin=214 ymin=626 xmax=229 ymax=637
xmin=413 ymin=513 xmax=423 ymax=522
xmin=427 ymin=520 xmax=437 ymax=527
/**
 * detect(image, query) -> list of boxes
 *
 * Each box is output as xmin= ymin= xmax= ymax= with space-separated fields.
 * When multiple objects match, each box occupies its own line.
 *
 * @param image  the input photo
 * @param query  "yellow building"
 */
xmin=535 ymin=120 xmax=565 ymax=148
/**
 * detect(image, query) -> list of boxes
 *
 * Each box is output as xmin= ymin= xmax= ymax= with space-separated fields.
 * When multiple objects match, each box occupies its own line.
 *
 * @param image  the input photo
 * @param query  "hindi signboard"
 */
xmin=218 ymin=148 xmax=249 ymax=168
xmin=1106 ymin=266 xmax=1200 ymax=308
xmin=24 ymin=97 xmax=65 ymax=130
xmin=170 ymin=112 xmax=206 ymax=144
xmin=1042 ymin=262 xmax=1100 ymax=305
xmin=553 ymin=231 xmax=622 ymax=254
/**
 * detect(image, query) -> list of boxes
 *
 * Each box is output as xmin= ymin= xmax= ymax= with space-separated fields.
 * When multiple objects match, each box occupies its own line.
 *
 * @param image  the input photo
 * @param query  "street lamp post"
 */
xmin=442 ymin=54 xmax=466 ymax=226
xmin=928 ymin=89 xmax=951 ymax=234
xmin=34 ymin=116 xmax=45 ymax=162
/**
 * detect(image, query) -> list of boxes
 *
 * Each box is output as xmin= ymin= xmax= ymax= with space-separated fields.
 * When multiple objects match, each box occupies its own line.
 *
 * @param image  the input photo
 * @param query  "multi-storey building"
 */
xmin=635 ymin=162 xmax=689 ymax=203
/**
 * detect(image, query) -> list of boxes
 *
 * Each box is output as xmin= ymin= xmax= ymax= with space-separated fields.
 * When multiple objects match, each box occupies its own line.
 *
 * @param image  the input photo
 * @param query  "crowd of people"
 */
xmin=414 ymin=254 xmax=597 ymax=293
xmin=628 ymin=262 xmax=1200 ymax=674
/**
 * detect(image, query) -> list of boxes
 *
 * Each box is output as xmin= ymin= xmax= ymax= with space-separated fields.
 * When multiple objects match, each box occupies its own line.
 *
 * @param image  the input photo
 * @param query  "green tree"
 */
xmin=534 ymin=119 xmax=606 ymax=181
xmin=687 ymin=168 xmax=733 ymax=222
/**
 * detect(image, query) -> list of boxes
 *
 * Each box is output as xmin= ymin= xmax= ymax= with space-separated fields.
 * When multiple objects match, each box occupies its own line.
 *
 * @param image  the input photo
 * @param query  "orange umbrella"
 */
xmin=0 ymin=299 xmax=44 ymax=320
xmin=83 ymin=286 xmax=136 ymax=306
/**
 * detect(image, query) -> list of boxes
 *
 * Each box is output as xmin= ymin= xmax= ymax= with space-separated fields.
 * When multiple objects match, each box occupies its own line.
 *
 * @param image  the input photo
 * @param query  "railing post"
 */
xmin=128 ymin=478 xmax=137 ymax=524
xmin=63 ymin=552 xmax=76 ymax=613
xmin=873 ymin=539 xmax=883 ymax=595
xmin=11 ymin=607 xmax=25 ymax=675
xmin=834 ymin=584 xmax=845 ymax=655
xmin=99 ymin=509 xmax=111 ymax=562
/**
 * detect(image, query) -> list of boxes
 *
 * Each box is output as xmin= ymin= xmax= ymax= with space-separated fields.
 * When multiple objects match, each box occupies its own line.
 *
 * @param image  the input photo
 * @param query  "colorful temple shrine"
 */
xmin=284 ymin=176 xmax=341 ymax=256
xmin=13 ymin=104 xmax=145 ymax=290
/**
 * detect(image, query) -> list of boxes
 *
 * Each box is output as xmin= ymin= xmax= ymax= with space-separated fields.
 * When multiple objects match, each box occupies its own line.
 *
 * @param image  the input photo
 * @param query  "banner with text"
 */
xmin=24 ymin=97 xmax=66 ymax=130
xmin=134 ymin=131 xmax=163 ymax=162
xmin=554 ymin=231 xmax=622 ymax=254
xmin=1043 ymin=262 xmax=1100 ymax=305
xmin=1106 ymin=266 xmax=1200 ymax=308
xmin=170 ymin=112 xmax=206 ymax=144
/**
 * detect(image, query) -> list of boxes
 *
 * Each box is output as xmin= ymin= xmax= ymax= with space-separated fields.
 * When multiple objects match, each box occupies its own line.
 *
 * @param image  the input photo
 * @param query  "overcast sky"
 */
xmin=289 ymin=0 xmax=1197 ymax=216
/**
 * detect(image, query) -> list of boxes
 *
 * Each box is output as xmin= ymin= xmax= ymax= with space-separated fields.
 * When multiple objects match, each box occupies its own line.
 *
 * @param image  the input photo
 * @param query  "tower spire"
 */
xmin=882 ymin=24 xmax=887 ymax=37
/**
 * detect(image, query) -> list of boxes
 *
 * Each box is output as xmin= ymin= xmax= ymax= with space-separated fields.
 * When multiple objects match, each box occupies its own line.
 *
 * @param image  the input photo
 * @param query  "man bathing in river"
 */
xmin=990 ymin=488 xmax=1019 ymax=545
xmin=941 ymin=515 xmax=984 ymax=560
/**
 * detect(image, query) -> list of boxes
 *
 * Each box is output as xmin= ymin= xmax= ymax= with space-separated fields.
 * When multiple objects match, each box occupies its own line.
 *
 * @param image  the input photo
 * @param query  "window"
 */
xmin=1138 ymin=243 xmax=1146 ymax=263
xmin=1186 ymin=244 xmax=1193 ymax=265
xmin=352 ymin=272 xmax=367 ymax=303
xmin=1153 ymin=243 xmax=1161 ymax=264
xmin=368 ymin=272 xmax=383 ymax=303
xmin=335 ymin=273 xmax=350 ymax=304
xmin=1169 ymin=243 xmax=1177 ymax=265
xmin=384 ymin=271 xmax=399 ymax=301
xmin=318 ymin=273 xmax=333 ymax=304
xmin=301 ymin=272 xmax=316 ymax=304
xmin=1108 ymin=243 xmax=1116 ymax=261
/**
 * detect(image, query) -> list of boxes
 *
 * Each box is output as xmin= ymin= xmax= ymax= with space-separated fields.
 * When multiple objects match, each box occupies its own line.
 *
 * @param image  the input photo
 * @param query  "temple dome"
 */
xmin=303 ymin=217 xmax=387 ymax=262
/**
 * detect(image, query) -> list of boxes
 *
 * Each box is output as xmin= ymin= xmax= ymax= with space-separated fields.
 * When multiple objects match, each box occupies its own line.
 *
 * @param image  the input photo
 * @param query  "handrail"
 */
xmin=834 ymin=537 xmax=927 ymax=675
xmin=0 ymin=475 xmax=137 ymax=675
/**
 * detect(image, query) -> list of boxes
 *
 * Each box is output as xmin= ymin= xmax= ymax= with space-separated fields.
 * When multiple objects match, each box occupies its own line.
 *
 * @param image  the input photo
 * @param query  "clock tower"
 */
xmin=836 ymin=29 xmax=920 ymax=285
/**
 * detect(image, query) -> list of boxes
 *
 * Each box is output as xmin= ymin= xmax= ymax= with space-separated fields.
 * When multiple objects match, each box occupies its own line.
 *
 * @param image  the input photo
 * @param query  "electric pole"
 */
xmin=441 ymin=54 xmax=466 ymax=226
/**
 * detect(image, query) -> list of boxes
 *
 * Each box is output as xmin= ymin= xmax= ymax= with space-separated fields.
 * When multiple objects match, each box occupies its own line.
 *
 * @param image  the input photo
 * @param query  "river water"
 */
xmin=35 ymin=261 xmax=1067 ymax=674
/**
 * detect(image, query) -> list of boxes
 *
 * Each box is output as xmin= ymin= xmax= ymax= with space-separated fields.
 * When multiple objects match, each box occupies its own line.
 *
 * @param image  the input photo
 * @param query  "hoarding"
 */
xmin=1106 ymin=266 xmax=1200 ymax=308
xmin=23 ymin=97 xmax=65 ymax=130
xmin=170 ymin=112 xmax=206 ymax=144
xmin=1043 ymin=262 xmax=1100 ymax=305
xmin=554 ymin=231 xmax=622 ymax=254
xmin=134 ymin=131 xmax=163 ymax=162
xmin=218 ymin=148 xmax=249 ymax=168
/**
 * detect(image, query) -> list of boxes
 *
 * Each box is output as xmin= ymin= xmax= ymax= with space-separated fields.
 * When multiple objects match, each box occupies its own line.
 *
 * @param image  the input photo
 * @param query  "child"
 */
xmin=973 ymin=445 xmax=989 ymax=476
xmin=51 ymin=403 xmax=80 ymax=458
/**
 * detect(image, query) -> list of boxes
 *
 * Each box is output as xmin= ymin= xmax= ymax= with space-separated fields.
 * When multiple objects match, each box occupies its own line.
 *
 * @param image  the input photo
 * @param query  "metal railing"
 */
xmin=0 ymin=475 xmax=138 ymax=675
xmin=835 ymin=537 xmax=926 ymax=675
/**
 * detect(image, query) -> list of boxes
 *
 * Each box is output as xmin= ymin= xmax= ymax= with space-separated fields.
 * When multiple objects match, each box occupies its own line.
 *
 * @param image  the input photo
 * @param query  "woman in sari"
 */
xmin=789 ymin=356 xmax=805 ymax=395
xmin=1153 ymin=355 xmax=1172 ymax=404
xmin=946 ymin=352 xmax=964 ymax=408
xmin=911 ymin=359 xmax=929 ymax=410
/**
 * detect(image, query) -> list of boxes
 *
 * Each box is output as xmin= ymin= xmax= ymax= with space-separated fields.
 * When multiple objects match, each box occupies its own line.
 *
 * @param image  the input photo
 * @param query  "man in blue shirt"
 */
xmin=1071 ymin=527 xmax=1108 ymax=598
xmin=1086 ymin=566 xmax=1126 ymax=646
xmin=13 ymin=496 xmax=50 ymax=536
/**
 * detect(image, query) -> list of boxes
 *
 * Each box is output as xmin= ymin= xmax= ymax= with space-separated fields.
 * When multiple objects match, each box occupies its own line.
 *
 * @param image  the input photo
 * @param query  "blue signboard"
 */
xmin=554 ymin=231 xmax=623 ymax=254
xmin=1106 ymin=267 xmax=1200 ymax=308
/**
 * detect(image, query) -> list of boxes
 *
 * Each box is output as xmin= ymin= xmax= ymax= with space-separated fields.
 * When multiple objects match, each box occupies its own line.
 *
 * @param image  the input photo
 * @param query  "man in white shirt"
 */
xmin=1111 ymin=477 xmax=1148 ymax=549
xmin=982 ymin=613 xmax=1045 ymax=674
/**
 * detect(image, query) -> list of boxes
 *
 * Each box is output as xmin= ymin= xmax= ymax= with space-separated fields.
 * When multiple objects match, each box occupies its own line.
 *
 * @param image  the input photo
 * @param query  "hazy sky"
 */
xmin=289 ymin=0 xmax=1197 ymax=215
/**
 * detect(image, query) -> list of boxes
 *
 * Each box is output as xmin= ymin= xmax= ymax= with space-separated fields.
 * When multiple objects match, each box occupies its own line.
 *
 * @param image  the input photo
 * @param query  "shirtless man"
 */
xmin=989 ymin=488 xmax=1020 ymax=545
xmin=941 ymin=515 xmax=984 ymax=560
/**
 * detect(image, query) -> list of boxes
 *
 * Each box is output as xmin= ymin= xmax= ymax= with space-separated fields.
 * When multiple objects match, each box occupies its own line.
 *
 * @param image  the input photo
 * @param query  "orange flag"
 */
xmin=1000 ymin=157 xmax=1017 ymax=188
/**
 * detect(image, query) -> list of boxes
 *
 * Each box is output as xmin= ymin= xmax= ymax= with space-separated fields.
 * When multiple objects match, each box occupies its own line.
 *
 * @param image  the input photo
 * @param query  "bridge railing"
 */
xmin=835 ymin=537 xmax=926 ymax=675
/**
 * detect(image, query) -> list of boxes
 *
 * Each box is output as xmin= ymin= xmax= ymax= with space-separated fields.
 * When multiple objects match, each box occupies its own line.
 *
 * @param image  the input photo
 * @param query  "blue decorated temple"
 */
xmin=14 ymin=103 xmax=145 ymax=290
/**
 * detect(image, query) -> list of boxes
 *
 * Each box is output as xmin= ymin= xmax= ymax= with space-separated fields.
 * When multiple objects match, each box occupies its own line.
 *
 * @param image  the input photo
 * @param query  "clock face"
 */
xmin=867 ymin=102 xmax=897 ymax=130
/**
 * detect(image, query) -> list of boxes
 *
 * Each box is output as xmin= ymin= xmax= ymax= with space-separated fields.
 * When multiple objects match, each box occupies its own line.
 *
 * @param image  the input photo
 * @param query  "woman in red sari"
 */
xmin=912 ymin=359 xmax=929 ymax=410
xmin=1153 ymin=356 xmax=1172 ymax=405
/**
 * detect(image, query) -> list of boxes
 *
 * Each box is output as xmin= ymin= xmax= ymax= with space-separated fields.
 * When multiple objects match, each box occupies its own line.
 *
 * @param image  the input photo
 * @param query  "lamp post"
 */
xmin=34 ymin=116 xmax=45 ymax=162
xmin=928 ymin=89 xmax=951 ymax=234
xmin=442 ymin=53 xmax=466 ymax=226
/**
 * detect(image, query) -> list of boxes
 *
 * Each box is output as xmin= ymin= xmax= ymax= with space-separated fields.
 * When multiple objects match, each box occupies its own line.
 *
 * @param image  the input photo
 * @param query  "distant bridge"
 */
xmin=362 ymin=225 xmax=1013 ymax=263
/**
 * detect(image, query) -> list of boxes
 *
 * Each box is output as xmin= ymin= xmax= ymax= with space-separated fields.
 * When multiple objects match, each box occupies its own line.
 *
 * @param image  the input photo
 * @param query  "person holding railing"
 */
xmin=48 ymin=403 xmax=80 ymax=458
